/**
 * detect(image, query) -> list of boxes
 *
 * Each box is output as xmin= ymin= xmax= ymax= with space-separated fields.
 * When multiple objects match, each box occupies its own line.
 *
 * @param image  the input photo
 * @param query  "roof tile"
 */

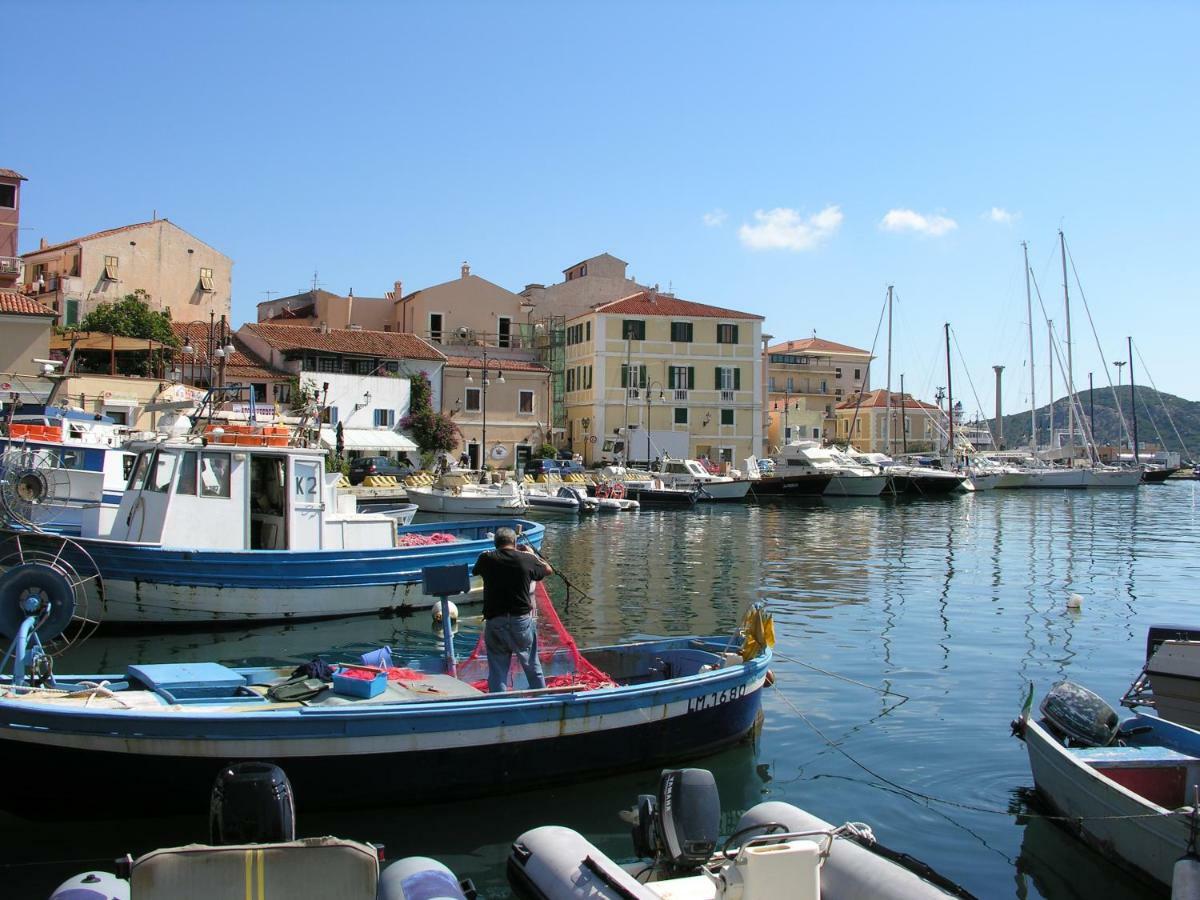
xmin=836 ymin=389 xmax=939 ymax=411
xmin=241 ymin=322 xmax=446 ymax=362
xmin=22 ymin=220 xmax=162 ymax=258
xmin=768 ymin=337 xmax=871 ymax=355
xmin=0 ymin=168 xmax=27 ymax=181
xmin=0 ymin=290 xmax=56 ymax=317
xmin=583 ymin=289 xmax=763 ymax=321
xmin=444 ymin=354 xmax=549 ymax=373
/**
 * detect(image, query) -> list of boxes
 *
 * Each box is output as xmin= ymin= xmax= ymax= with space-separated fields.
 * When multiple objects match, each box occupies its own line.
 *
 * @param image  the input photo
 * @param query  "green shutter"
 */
xmin=668 ymin=368 xmax=676 ymax=389
xmin=715 ymin=367 xmax=722 ymax=390
xmin=621 ymin=365 xmax=628 ymax=388
xmin=732 ymin=324 xmax=739 ymax=344
xmin=734 ymin=368 xmax=741 ymax=390
xmin=639 ymin=365 xmax=647 ymax=388
xmin=688 ymin=367 xmax=695 ymax=390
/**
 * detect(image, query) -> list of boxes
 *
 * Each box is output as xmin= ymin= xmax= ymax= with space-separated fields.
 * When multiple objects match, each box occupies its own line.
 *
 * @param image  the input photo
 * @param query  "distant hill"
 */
xmin=990 ymin=385 xmax=1200 ymax=459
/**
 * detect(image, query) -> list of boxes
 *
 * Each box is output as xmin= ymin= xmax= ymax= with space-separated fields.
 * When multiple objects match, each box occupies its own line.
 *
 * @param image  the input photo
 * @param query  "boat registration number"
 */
xmin=687 ymin=683 xmax=747 ymax=713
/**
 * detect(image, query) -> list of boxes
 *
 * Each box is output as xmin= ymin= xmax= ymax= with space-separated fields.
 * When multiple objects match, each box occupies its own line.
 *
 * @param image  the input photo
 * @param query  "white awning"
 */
xmin=319 ymin=427 xmax=418 ymax=452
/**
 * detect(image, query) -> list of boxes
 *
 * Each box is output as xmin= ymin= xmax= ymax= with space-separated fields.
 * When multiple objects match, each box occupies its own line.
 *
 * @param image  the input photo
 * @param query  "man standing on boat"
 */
xmin=473 ymin=527 xmax=552 ymax=693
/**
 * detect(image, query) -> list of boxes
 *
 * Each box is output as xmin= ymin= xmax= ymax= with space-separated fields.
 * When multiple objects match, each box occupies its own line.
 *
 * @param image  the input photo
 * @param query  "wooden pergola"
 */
xmin=50 ymin=332 xmax=175 ymax=376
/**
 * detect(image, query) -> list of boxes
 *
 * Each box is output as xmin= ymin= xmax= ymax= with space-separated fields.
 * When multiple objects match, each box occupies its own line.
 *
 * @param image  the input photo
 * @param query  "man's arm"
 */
xmin=518 ymin=544 xmax=552 ymax=578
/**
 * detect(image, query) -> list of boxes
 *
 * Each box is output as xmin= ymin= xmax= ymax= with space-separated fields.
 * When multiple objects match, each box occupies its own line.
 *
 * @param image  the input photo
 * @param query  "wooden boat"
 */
xmin=1015 ymin=681 xmax=1200 ymax=890
xmin=0 ymin=589 xmax=771 ymax=814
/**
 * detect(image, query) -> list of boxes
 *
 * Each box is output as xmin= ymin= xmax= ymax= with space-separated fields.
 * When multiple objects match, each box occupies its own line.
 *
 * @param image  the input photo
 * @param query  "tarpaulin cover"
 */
xmin=457 ymin=581 xmax=615 ymax=692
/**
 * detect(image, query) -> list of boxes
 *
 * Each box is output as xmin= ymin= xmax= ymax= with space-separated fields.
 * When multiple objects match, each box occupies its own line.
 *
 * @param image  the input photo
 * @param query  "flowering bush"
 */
xmin=401 ymin=371 xmax=460 ymax=455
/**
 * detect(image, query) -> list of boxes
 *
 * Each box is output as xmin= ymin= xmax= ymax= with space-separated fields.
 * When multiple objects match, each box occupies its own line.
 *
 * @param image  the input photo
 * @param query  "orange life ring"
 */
xmin=610 ymin=482 xmax=626 ymax=500
xmin=595 ymin=482 xmax=610 ymax=499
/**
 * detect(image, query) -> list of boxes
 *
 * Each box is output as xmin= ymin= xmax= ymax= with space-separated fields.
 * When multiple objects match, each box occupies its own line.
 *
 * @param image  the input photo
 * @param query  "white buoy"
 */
xmin=432 ymin=600 xmax=459 ymax=624
xmin=1066 ymin=593 xmax=1083 ymax=610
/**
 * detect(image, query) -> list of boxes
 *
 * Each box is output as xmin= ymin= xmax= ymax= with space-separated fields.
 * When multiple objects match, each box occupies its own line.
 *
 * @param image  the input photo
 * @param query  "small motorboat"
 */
xmin=405 ymin=473 xmax=528 ymax=515
xmin=508 ymin=767 xmax=971 ymax=899
xmin=51 ymin=761 xmax=474 ymax=900
xmin=362 ymin=502 xmax=419 ymax=526
xmin=1142 ymin=465 xmax=1181 ymax=484
xmin=1122 ymin=624 xmax=1200 ymax=729
xmin=525 ymin=485 xmax=586 ymax=515
xmin=655 ymin=458 xmax=752 ymax=501
xmin=1014 ymin=680 xmax=1200 ymax=890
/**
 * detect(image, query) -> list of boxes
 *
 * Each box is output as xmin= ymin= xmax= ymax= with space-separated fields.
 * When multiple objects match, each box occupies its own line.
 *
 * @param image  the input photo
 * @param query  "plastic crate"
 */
xmin=332 ymin=667 xmax=387 ymax=699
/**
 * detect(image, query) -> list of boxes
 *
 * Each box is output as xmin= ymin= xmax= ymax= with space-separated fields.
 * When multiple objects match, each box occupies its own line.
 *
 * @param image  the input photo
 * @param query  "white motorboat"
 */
xmin=405 ymin=473 xmax=527 ymax=516
xmin=525 ymin=484 xmax=589 ymax=514
xmin=656 ymin=457 xmax=752 ymax=501
xmin=774 ymin=441 xmax=888 ymax=497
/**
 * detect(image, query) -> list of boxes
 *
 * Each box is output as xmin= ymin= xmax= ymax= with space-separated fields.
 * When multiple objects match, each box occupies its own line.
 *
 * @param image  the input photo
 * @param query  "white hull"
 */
xmin=993 ymin=471 xmax=1030 ymax=489
xmin=823 ymin=473 xmax=888 ymax=496
xmin=961 ymin=472 xmax=1001 ymax=492
xmin=1025 ymin=719 xmax=1187 ymax=887
xmin=695 ymin=480 xmax=752 ymax=500
xmin=406 ymin=487 xmax=526 ymax=516
xmin=1089 ymin=468 xmax=1143 ymax=488
xmin=1021 ymin=468 xmax=1091 ymax=489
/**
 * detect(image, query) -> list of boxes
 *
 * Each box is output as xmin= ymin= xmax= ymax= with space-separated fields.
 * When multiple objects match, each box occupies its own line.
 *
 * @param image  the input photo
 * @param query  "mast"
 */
xmin=622 ymin=335 xmax=631 ymax=465
xmin=900 ymin=372 xmax=908 ymax=454
xmin=944 ymin=323 xmax=954 ymax=461
xmin=1060 ymin=231 xmax=1075 ymax=459
xmin=1047 ymin=320 xmax=1054 ymax=449
xmin=1024 ymin=241 xmax=1036 ymax=449
xmin=1128 ymin=335 xmax=1139 ymax=463
xmin=885 ymin=284 xmax=893 ymax=455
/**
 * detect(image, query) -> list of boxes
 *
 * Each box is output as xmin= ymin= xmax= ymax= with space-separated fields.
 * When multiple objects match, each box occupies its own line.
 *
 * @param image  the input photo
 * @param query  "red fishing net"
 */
xmin=457 ymin=581 xmax=616 ymax=692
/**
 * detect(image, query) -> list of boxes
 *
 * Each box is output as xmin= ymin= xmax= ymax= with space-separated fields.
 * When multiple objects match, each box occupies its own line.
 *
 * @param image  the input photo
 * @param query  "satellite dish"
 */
xmin=0 ymin=448 xmax=72 ymax=530
xmin=490 ymin=444 xmax=509 ymax=461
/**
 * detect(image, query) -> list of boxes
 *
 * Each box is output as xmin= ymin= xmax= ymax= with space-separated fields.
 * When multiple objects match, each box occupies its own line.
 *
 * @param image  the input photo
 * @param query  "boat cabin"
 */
xmin=99 ymin=438 xmax=396 ymax=551
xmin=661 ymin=459 xmax=712 ymax=480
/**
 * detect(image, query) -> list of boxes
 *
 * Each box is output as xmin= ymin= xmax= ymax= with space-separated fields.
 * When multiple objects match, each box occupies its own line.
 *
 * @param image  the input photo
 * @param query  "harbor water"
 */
xmin=4 ymin=483 xmax=1199 ymax=897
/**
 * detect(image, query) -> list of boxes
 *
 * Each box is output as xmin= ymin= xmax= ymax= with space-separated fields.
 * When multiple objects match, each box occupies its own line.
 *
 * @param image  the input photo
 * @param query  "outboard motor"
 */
xmin=631 ymin=768 xmax=720 ymax=874
xmin=1040 ymin=681 xmax=1120 ymax=747
xmin=209 ymin=762 xmax=296 ymax=845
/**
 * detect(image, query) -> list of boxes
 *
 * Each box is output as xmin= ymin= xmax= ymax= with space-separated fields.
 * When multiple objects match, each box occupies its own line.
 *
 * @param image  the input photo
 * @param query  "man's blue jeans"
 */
xmin=484 ymin=613 xmax=546 ymax=693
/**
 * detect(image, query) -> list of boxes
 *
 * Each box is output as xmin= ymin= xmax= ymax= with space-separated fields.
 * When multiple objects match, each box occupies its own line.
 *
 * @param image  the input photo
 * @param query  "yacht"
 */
xmin=773 ymin=441 xmax=887 ymax=497
xmin=655 ymin=457 xmax=751 ymax=500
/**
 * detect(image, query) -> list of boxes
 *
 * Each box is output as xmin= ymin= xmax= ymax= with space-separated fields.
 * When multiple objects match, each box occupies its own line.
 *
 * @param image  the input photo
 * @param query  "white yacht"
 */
xmin=773 ymin=441 xmax=888 ymax=497
xmin=655 ymin=457 xmax=751 ymax=500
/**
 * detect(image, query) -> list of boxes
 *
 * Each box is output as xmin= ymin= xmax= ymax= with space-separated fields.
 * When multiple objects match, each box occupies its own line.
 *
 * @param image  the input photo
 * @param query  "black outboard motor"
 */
xmin=209 ymin=762 xmax=297 ymax=845
xmin=631 ymin=768 xmax=720 ymax=874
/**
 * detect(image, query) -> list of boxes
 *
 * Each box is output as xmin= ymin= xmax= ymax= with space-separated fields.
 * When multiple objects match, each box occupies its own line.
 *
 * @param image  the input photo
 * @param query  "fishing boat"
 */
xmin=654 ymin=457 xmax=752 ymax=501
xmin=1122 ymin=625 xmax=1200 ymax=730
xmin=405 ymin=472 xmax=528 ymax=516
xmin=1014 ymin=681 xmax=1200 ymax=890
xmin=0 ymin=585 xmax=771 ymax=814
xmin=0 ymin=431 xmax=544 ymax=625
xmin=509 ymin=767 xmax=971 ymax=900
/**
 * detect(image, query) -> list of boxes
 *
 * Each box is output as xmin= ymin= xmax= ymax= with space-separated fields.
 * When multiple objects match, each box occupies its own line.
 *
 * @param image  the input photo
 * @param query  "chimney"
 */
xmin=648 ymin=284 xmax=658 ymax=303
xmin=461 ymin=261 xmax=470 ymax=279
xmin=346 ymin=287 xmax=354 ymax=329
xmin=394 ymin=280 xmax=402 ymax=299
xmin=39 ymin=237 xmax=47 ymax=250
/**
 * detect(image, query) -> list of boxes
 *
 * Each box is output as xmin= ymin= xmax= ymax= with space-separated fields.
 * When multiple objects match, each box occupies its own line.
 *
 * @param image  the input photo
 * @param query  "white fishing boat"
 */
xmin=405 ymin=473 xmax=527 ymax=516
xmin=774 ymin=441 xmax=887 ymax=497
xmin=656 ymin=457 xmax=751 ymax=500
xmin=1015 ymin=681 xmax=1200 ymax=890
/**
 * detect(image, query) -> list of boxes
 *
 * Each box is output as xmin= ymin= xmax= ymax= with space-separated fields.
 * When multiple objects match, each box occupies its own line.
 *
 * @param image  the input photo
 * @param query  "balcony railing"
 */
xmin=720 ymin=390 xmax=735 ymax=403
xmin=673 ymin=389 xmax=688 ymax=401
xmin=0 ymin=257 xmax=20 ymax=277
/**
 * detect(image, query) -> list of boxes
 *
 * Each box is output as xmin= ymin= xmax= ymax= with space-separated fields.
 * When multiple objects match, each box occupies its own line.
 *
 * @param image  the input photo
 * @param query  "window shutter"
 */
xmin=668 ymin=368 xmax=676 ymax=389
xmin=732 ymin=325 xmax=740 ymax=344
xmin=639 ymin=365 xmax=647 ymax=388
xmin=734 ymin=368 xmax=741 ymax=390
xmin=715 ymin=367 xmax=722 ymax=390
xmin=687 ymin=367 xmax=695 ymax=390
xmin=621 ymin=365 xmax=628 ymax=389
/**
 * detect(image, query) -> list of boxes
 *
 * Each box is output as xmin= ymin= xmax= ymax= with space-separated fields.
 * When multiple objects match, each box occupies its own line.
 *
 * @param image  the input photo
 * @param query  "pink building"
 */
xmin=0 ymin=168 xmax=25 ymax=289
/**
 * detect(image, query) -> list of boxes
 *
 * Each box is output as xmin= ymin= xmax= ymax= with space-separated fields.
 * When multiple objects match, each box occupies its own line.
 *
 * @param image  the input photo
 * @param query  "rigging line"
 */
xmin=1063 ymin=237 xmax=1133 ymax=448
xmin=772 ymin=684 xmax=1184 ymax=823
xmin=1133 ymin=340 xmax=1194 ymax=460
xmin=950 ymin=328 xmax=995 ymax=451
xmin=768 ymin=651 xmax=910 ymax=700
xmin=846 ymin=288 xmax=890 ymax=448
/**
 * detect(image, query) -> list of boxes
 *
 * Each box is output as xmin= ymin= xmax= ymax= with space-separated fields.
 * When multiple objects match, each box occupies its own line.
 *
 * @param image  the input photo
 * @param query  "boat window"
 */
xmin=199 ymin=451 xmax=232 ymax=498
xmin=147 ymin=451 xmax=178 ymax=493
xmin=128 ymin=452 xmax=151 ymax=490
xmin=122 ymin=454 xmax=137 ymax=481
xmin=177 ymin=451 xmax=198 ymax=495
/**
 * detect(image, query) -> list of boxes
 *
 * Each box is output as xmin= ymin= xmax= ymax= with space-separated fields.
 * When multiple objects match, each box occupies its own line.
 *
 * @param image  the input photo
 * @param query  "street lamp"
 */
xmin=178 ymin=312 xmax=233 ymax=388
xmin=644 ymin=381 xmax=665 ymax=466
xmin=465 ymin=350 xmax=504 ymax=475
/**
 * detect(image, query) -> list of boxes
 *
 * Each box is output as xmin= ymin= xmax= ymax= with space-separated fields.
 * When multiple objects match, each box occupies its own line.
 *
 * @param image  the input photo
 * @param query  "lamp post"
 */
xmin=179 ymin=312 xmax=234 ymax=388
xmin=465 ymin=350 xmax=503 ymax=474
xmin=644 ymin=381 xmax=665 ymax=466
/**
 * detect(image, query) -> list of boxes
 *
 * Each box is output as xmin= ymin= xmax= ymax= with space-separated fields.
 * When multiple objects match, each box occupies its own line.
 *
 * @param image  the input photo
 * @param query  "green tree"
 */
xmin=400 ymin=370 xmax=460 ymax=457
xmin=73 ymin=290 xmax=180 ymax=376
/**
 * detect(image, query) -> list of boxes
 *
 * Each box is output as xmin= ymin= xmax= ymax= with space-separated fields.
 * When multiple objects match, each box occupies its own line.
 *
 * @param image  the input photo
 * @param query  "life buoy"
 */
xmin=610 ymin=483 xmax=626 ymax=500
xmin=595 ymin=482 xmax=610 ymax=499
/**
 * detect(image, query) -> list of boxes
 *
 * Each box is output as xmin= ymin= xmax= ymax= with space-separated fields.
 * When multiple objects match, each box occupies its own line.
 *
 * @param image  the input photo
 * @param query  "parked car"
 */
xmin=523 ymin=458 xmax=562 ymax=478
xmin=348 ymin=455 xmax=414 ymax=485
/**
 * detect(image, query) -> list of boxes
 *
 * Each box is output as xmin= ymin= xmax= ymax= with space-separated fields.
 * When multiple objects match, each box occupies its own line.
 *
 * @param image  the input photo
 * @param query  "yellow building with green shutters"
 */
xmin=563 ymin=289 xmax=764 ymax=467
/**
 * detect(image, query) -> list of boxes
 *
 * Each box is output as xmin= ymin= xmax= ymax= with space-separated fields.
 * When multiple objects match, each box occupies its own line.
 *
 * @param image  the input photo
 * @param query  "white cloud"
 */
xmin=879 ymin=208 xmax=958 ymax=237
xmin=738 ymin=205 xmax=843 ymax=251
xmin=986 ymin=206 xmax=1019 ymax=225
xmin=702 ymin=209 xmax=728 ymax=227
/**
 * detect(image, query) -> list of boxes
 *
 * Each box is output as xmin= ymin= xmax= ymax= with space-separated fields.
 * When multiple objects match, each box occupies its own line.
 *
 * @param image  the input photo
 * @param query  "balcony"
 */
xmin=673 ymin=389 xmax=688 ymax=401
xmin=0 ymin=257 xmax=20 ymax=278
xmin=720 ymin=390 xmax=735 ymax=403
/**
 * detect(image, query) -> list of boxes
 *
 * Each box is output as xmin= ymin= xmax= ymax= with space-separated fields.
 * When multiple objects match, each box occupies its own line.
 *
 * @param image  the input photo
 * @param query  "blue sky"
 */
xmin=7 ymin=2 xmax=1198 ymax=414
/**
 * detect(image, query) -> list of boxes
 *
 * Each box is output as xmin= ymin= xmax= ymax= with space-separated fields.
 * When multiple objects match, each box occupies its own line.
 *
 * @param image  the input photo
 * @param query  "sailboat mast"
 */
xmin=885 ymin=285 xmax=893 ymax=456
xmin=1060 ymin=230 xmax=1075 ymax=458
xmin=1128 ymin=335 xmax=1139 ymax=463
xmin=1047 ymin=320 xmax=1054 ymax=449
xmin=1024 ymin=241 xmax=1036 ymax=449
xmin=944 ymin=323 xmax=954 ymax=460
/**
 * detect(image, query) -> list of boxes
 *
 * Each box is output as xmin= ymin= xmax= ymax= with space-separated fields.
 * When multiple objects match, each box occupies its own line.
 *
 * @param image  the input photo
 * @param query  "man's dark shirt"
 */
xmin=473 ymin=547 xmax=547 ymax=619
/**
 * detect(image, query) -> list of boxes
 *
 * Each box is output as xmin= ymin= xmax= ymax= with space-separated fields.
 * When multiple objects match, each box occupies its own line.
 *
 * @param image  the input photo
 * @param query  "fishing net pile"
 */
xmin=396 ymin=532 xmax=458 ymax=547
xmin=457 ymin=581 xmax=615 ymax=692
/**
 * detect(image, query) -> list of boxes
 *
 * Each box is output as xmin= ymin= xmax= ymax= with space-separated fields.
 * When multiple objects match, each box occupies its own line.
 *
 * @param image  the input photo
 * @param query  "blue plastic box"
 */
xmin=332 ymin=667 xmax=387 ymax=699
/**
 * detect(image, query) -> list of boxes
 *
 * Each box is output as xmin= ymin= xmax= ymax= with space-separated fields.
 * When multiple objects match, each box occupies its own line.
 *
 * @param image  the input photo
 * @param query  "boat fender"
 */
xmin=764 ymin=669 xmax=775 ymax=687
xmin=1174 ymin=855 xmax=1200 ymax=900
xmin=735 ymin=802 xmax=970 ymax=899
xmin=48 ymin=871 xmax=129 ymax=900
xmin=379 ymin=856 xmax=470 ymax=900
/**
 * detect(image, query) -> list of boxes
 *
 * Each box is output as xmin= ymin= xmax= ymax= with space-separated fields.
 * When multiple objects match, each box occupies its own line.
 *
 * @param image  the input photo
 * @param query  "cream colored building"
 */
xmin=564 ymin=289 xmax=763 ymax=466
xmin=834 ymin=389 xmax=943 ymax=454
xmin=442 ymin=354 xmax=553 ymax=470
xmin=519 ymin=253 xmax=646 ymax=321
xmin=0 ymin=289 xmax=54 ymax=375
xmin=393 ymin=262 xmax=531 ymax=349
xmin=256 ymin=288 xmax=394 ymax=333
xmin=765 ymin=337 xmax=872 ymax=449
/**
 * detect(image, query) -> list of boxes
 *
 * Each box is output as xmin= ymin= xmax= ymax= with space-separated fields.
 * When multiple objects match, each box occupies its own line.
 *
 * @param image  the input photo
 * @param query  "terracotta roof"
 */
xmin=444 ymin=355 xmax=550 ymax=373
xmin=22 ymin=220 xmax=162 ymax=257
xmin=836 ymin=389 xmax=939 ymax=411
xmin=768 ymin=337 xmax=870 ymax=355
xmin=0 ymin=169 xmax=27 ymax=181
xmin=169 ymin=323 xmax=286 ymax=378
xmin=240 ymin=322 xmax=446 ymax=362
xmin=0 ymin=290 xmax=56 ymax=317
xmin=265 ymin=304 xmax=315 ymax=321
xmin=585 ymin=289 xmax=763 ymax=321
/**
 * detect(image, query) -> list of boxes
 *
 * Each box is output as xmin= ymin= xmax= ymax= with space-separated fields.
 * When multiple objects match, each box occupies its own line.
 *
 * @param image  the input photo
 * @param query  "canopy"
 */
xmin=50 ymin=333 xmax=174 ymax=352
xmin=319 ymin=427 xmax=418 ymax=453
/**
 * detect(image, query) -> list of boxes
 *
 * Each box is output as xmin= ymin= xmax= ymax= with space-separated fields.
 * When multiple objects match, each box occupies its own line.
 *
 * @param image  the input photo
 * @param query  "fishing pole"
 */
xmin=515 ymin=528 xmax=603 ymax=607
